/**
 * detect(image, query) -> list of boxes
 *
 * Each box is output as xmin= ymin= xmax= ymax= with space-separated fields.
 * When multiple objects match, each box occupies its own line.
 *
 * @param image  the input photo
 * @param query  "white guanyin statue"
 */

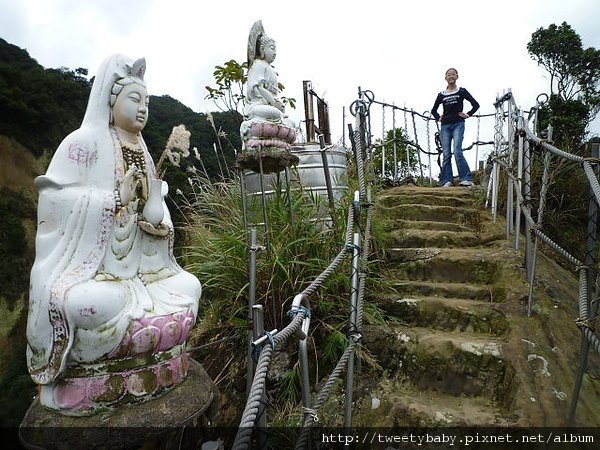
xmin=239 ymin=20 xmax=298 ymax=173
xmin=26 ymin=54 xmax=202 ymax=416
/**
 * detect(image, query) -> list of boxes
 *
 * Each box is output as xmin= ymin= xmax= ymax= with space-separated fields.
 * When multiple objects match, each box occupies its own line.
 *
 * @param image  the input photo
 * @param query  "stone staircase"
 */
xmin=344 ymin=185 xmax=600 ymax=427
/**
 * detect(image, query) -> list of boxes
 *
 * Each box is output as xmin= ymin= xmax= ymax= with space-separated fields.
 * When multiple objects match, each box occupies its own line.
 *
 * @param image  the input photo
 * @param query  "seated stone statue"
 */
xmin=26 ymin=54 xmax=201 ymax=416
xmin=239 ymin=20 xmax=297 ymax=173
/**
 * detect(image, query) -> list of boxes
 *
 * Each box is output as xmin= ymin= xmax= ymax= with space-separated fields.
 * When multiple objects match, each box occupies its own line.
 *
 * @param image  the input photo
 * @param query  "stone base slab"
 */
xmin=19 ymin=359 xmax=219 ymax=450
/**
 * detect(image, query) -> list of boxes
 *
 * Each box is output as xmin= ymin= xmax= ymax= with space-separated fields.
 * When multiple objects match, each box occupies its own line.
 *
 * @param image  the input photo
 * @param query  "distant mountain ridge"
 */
xmin=0 ymin=36 xmax=240 ymax=175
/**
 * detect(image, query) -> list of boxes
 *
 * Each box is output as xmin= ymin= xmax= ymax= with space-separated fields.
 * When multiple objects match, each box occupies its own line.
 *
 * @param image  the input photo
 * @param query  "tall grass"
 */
xmin=183 ymin=173 xmax=354 ymax=334
xmin=180 ymin=171 xmax=388 ymax=422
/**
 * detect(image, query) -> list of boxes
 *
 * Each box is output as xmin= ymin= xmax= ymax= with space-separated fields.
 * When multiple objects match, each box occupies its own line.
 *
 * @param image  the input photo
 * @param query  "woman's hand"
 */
xmin=119 ymin=165 xmax=141 ymax=206
xmin=459 ymin=112 xmax=470 ymax=119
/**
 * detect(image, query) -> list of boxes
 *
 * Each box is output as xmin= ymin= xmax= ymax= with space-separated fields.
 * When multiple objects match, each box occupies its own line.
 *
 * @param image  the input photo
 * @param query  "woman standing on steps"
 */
xmin=431 ymin=67 xmax=480 ymax=187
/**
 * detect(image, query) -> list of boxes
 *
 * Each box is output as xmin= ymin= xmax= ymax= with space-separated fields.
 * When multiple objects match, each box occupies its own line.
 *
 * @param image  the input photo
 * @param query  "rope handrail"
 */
xmin=488 ymin=88 xmax=600 ymax=425
xmin=233 ymin=98 xmax=374 ymax=449
xmin=363 ymin=97 xmax=497 ymax=120
xmin=353 ymin=88 xmax=542 ymax=184
xmin=231 ymin=203 xmax=357 ymax=449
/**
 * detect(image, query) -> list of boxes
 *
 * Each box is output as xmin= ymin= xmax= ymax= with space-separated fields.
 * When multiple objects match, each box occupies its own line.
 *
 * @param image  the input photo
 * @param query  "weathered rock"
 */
xmin=19 ymin=359 xmax=219 ymax=450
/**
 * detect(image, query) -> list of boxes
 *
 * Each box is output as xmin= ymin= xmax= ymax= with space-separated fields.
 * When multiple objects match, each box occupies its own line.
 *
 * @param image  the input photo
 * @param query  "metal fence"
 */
xmin=351 ymin=88 xmax=495 ymax=186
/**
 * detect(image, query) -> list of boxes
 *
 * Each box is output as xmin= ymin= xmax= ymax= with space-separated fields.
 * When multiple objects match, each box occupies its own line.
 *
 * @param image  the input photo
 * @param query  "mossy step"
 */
xmin=383 ymin=219 xmax=473 ymax=233
xmin=387 ymin=228 xmax=482 ymax=248
xmin=385 ymin=248 xmax=500 ymax=284
xmin=362 ymin=324 xmax=515 ymax=403
xmin=392 ymin=280 xmax=494 ymax=301
xmin=351 ymin=374 xmax=516 ymax=427
xmin=371 ymin=294 xmax=509 ymax=336
xmin=384 ymin=203 xmax=482 ymax=224
xmin=378 ymin=192 xmax=472 ymax=208
xmin=381 ymin=185 xmax=476 ymax=199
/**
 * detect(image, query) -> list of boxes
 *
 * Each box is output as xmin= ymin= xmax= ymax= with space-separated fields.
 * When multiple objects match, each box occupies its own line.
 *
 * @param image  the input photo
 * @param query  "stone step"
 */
xmin=381 ymin=185 xmax=476 ymax=200
xmin=384 ymin=204 xmax=483 ymax=226
xmin=383 ymin=219 xmax=474 ymax=233
xmin=379 ymin=192 xmax=472 ymax=208
xmin=352 ymin=374 xmax=516 ymax=427
xmin=371 ymin=294 xmax=509 ymax=336
xmin=391 ymin=280 xmax=494 ymax=301
xmin=387 ymin=228 xmax=481 ymax=248
xmin=362 ymin=324 xmax=515 ymax=403
xmin=385 ymin=248 xmax=500 ymax=285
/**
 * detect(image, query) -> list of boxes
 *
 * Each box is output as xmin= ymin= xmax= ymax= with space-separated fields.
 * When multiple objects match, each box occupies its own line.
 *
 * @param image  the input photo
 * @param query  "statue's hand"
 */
xmin=273 ymin=98 xmax=285 ymax=112
xmin=138 ymin=219 xmax=170 ymax=237
xmin=120 ymin=165 xmax=141 ymax=205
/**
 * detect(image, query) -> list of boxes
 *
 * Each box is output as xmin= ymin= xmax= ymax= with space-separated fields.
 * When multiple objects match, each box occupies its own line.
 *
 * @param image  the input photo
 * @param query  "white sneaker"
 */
xmin=442 ymin=181 xmax=452 ymax=187
xmin=459 ymin=180 xmax=473 ymax=186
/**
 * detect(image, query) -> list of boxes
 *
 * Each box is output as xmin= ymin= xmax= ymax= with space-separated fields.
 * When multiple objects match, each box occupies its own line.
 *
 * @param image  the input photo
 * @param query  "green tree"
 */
xmin=373 ymin=128 xmax=424 ymax=181
xmin=527 ymin=22 xmax=600 ymax=148
xmin=526 ymin=23 xmax=600 ymax=260
xmin=205 ymin=59 xmax=248 ymax=117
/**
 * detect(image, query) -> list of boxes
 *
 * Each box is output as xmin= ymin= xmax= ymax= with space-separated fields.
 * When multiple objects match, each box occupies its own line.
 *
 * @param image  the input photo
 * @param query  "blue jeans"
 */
xmin=439 ymin=121 xmax=471 ymax=185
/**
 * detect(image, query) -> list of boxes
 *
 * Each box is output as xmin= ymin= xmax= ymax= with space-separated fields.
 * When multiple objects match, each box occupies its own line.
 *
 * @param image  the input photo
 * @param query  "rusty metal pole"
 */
xmin=319 ymin=134 xmax=336 ymax=222
xmin=317 ymin=97 xmax=331 ymax=145
xmin=303 ymin=81 xmax=315 ymax=143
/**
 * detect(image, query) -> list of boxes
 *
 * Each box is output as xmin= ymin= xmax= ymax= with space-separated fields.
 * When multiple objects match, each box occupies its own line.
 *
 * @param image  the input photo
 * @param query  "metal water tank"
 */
xmin=242 ymin=143 xmax=349 ymax=222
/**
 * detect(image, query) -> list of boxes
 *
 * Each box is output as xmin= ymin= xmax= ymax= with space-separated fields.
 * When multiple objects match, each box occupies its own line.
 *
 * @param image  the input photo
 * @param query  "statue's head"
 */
xmin=110 ymin=58 xmax=148 ymax=133
xmin=258 ymin=34 xmax=276 ymax=64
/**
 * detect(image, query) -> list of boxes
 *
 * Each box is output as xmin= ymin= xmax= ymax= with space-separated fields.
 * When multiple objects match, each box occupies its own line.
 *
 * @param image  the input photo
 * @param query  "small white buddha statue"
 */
xmin=239 ymin=20 xmax=297 ymax=173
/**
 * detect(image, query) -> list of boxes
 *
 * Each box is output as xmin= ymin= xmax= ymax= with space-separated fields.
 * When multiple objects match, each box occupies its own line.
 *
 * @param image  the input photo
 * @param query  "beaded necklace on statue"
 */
xmin=121 ymin=144 xmax=147 ymax=174
xmin=111 ymin=126 xmax=149 ymax=205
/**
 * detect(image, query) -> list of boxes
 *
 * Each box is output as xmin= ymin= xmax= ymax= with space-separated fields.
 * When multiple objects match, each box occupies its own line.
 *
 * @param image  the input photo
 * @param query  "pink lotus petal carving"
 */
xmin=131 ymin=326 xmax=160 ymax=354
xmin=53 ymin=380 xmax=88 ymax=409
xmin=157 ymin=321 xmax=182 ymax=351
xmin=178 ymin=317 xmax=194 ymax=344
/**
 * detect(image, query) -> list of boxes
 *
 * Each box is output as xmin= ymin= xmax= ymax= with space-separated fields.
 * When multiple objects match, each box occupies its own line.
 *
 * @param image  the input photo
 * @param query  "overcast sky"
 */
xmin=1 ymin=0 xmax=599 ymax=175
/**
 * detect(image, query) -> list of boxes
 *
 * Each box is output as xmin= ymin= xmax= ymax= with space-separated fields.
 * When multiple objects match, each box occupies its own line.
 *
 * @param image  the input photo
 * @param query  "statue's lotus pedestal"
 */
xmin=238 ymin=122 xmax=299 ymax=174
xmin=19 ymin=359 xmax=219 ymax=450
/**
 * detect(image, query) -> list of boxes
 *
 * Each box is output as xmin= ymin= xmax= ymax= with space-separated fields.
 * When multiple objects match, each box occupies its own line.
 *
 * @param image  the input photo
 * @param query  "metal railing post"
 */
xmin=569 ymin=143 xmax=600 ymax=425
xmin=523 ymin=136 xmax=532 ymax=279
xmin=252 ymin=305 xmax=267 ymax=449
xmin=247 ymin=228 xmax=259 ymax=395
xmin=344 ymin=232 xmax=361 ymax=430
xmin=506 ymin=93 xmax=514 ymax=239
xmin=319 ymin=134 xmax=337 ymax=223
xmin=392 ymin=105 xmax=398 ymax=182
xmin=515 ymin=113 xmax=524 ymax=250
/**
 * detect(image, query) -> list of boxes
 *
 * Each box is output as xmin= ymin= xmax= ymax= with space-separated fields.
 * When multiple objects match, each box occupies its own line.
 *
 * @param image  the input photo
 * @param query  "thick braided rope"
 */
xmin=576 ymin=270 xmax=600 ymax=354
xmin=581 ymin=327 xmax=600 ymax=355
xmin=583 ymin=160 xmax=600 ymax=208
xmin=522 ymin=126 xmax=584 ymax=163
xmin=536 ymin=150 xmax=552 ymax=225
xmin=294 ymin=339 xmax=358 ymax=450
xmin=531 ymin=228 xmax=582 ymax=268
xmin=354 ymin=128 xmax=367 ymax=199
xmin=578 ymin=269 xmax=590 ymax=324
xmin=232 ymin=313 xmax=305 ymax=450
xmin=355 ymin=197 xmax=373 ymax=332
xmin=300 ymin=205 xmax=355 ymax=298
xmin=353 ymin=105 xmax=369 ymax=198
